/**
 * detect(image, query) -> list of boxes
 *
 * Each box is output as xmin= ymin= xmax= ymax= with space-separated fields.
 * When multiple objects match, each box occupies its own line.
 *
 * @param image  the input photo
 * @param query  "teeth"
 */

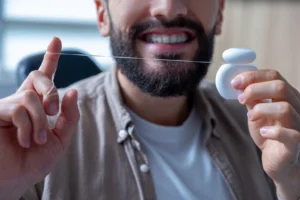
xmin=170 ymin=35 xmax=177 ymax=43
xmin=162 ymin=36 xmax=169 ymax=43
xmin=146 ymin=34 xmax=189 ymax=44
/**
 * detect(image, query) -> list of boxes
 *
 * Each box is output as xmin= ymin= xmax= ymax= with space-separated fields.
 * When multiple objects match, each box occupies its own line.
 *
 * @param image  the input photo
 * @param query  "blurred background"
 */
xmin=0 ymin=0 xmax=300 ymax=98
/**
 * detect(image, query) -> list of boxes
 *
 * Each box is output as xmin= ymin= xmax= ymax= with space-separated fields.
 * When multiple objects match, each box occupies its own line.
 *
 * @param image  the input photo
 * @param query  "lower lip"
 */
xmin=139 ymin=39 xmax=196 ymax=53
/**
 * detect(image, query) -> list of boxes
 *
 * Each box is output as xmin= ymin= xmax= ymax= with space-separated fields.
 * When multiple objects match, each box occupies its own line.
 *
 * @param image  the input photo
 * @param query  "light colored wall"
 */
xmin=208 ymin=1 xmax=300 ymax=90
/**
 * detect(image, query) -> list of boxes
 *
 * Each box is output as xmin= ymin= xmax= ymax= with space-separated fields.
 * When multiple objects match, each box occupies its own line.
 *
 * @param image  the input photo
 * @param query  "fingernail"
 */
xmin=238 ymin=93 xmax=245 ymax=103
xmin=247 ymin=110 xmax=253 ymax=118
xmin=231 ymin=76 xmax=243 ymax=88
xmin=49 ymin=102 xmax=58 ymax=114
xmin=260 ymin=127 xmax=271 ymax=135
xmin=40 ymin=130 xmax=47 ymax=144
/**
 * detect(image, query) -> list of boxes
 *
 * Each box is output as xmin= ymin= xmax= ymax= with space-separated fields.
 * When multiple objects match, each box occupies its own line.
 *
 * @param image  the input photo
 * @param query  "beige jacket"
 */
xmin=21 ymin=68 xmax=278 ymax=200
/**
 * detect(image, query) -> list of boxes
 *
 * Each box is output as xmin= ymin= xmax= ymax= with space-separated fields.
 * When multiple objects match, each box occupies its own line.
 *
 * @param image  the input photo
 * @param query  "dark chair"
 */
xmin=16 ymin=48 xmax=102 ymax=88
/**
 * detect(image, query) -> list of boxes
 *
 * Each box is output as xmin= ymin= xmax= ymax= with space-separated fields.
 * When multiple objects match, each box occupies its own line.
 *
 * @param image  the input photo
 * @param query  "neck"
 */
xmin=117 ymin=69 xmax=192 ymax=126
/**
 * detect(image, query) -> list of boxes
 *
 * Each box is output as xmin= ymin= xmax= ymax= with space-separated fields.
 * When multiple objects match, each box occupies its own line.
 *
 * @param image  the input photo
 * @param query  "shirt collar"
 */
xmin=194 ymin=82 xmax=220 ymax=143
xmin=105 ymin=68 xmax=220 ymax=142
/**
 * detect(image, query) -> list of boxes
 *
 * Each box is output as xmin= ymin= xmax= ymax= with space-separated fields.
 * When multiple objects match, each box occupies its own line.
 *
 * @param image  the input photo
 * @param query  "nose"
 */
xmin=150 ymin=0 xmax=188 ymax=21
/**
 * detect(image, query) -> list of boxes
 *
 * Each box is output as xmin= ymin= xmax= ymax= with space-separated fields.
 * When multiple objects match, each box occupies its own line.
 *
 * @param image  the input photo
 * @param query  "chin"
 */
xmin=142 ymin=60 xmax=193 ymax=75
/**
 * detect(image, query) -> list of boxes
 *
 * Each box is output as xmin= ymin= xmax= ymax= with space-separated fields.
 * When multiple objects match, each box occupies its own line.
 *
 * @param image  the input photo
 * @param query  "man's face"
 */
xmin=97 ymin=0 xmax=224 ymax=97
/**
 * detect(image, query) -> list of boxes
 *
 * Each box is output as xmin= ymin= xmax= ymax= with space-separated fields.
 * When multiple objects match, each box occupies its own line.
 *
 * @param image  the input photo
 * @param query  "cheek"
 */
xmin=109 ymin=0 xmax=149 ymax=32
xmin=188 ymin=0 xmax=219 ymax=31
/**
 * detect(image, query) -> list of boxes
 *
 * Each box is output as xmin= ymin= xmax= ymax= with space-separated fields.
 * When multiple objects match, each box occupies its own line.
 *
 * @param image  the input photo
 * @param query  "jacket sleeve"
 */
xmin=19 ymin=181 xmax=45 ymax=200
xmin=19 ymin=187 xmax=40 ymax=200
xmin=225 ymin=100 xmax=279 ymax=200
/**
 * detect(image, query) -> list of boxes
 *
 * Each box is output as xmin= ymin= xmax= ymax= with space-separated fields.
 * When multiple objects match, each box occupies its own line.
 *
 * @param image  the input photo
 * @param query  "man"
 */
xmin=0 ymin=0 xmax=299 ymax=199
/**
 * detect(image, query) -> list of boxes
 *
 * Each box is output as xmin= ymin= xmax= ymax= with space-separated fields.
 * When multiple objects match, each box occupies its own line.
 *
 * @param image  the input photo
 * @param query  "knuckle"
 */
xmin=246 ymin=84 xmax=255 ymax=96
xmin=253 ymin=104 xmax=262 ymax=115
xmin=268 ymin=69 xmax=281 ymax=80
xmin=245 ymin=71 xmax=256 ymax=84
xmin=28 ymin=70 xmax=41 ymax=79
xmin=274 ymin=80 xmax=287 ymax=97
xmin=278 ymin=102 xmax=292 ymax=116
xmin=244 ymin=85 xmax=255 ymax=101
xmin=12 ymin=104 xmax=26 ymax=116
xmin=23 ymin=90 xmax=39 ymax=103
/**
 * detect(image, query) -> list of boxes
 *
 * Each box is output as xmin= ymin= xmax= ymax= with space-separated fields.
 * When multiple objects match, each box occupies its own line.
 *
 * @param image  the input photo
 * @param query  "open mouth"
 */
xmin=142 ymin=33 xmax=193 ymax=44
xmin=139 ymin=29 xmax=196 ymax=45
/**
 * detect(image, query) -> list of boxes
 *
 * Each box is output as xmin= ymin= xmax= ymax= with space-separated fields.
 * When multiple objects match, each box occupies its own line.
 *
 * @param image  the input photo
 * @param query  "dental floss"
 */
xmin=46 ymin=49 xmax=260 ymax=100
xmin=216 ymin=48 xmax=258 ymax=100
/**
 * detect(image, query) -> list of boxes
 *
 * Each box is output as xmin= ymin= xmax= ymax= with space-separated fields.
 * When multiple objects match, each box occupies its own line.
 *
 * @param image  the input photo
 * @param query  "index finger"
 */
xmin=39 ymin=37 xmax=62 ymax=79
xmin=17 ymin=37 xmax=62 ymax=93
xmin=231 ymin=69 xmax=300 ymax=101
xmin=231 ymin=69 xmax=286 ymax=90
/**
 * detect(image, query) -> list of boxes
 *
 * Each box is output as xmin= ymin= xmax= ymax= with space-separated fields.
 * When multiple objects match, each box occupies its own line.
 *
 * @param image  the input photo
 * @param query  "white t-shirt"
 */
xmin=127 ymin=107 xmax=232 ymax=200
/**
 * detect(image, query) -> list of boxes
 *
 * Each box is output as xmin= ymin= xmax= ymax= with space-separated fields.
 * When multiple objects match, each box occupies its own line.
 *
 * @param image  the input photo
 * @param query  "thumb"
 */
xmin=52 ymin=89 xmax=80 ymax=150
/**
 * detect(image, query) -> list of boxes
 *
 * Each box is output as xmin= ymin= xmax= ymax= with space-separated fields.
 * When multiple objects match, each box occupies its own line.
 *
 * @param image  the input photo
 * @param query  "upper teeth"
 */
xmin=146 ymin=34 xmax=188 ymax=44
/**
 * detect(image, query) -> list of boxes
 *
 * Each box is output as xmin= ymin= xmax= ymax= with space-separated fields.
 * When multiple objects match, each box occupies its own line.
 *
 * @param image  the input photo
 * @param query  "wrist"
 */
xmin=275 ymin=179 xmax=300 ymax=200
xmin=0 ymin=180 xmax=30 ymax=200
xmin=0 ymin=188 xmax=22 ymax=200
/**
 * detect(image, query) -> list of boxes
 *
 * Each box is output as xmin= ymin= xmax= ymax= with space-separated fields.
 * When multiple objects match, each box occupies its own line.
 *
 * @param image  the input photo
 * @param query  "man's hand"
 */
xmin=232 ymin=69 xmax=300 ymax=200
xmin=0 ymin=37 xmax=80 ymax=200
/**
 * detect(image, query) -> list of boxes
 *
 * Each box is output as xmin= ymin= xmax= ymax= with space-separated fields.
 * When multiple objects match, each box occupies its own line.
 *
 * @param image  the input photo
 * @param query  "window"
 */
xmin=0 ymin=0 xmax=114 ymax=86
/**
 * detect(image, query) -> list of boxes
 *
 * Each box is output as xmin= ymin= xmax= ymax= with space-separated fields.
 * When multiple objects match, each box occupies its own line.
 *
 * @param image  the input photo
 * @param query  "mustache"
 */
xmin=128 ymin=17 xmax=208 ymax=40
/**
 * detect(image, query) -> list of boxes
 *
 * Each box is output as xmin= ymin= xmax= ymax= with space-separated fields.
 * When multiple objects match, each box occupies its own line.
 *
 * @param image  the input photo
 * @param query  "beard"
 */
xmin=109 ymin=17 xmax=216 ymax=97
